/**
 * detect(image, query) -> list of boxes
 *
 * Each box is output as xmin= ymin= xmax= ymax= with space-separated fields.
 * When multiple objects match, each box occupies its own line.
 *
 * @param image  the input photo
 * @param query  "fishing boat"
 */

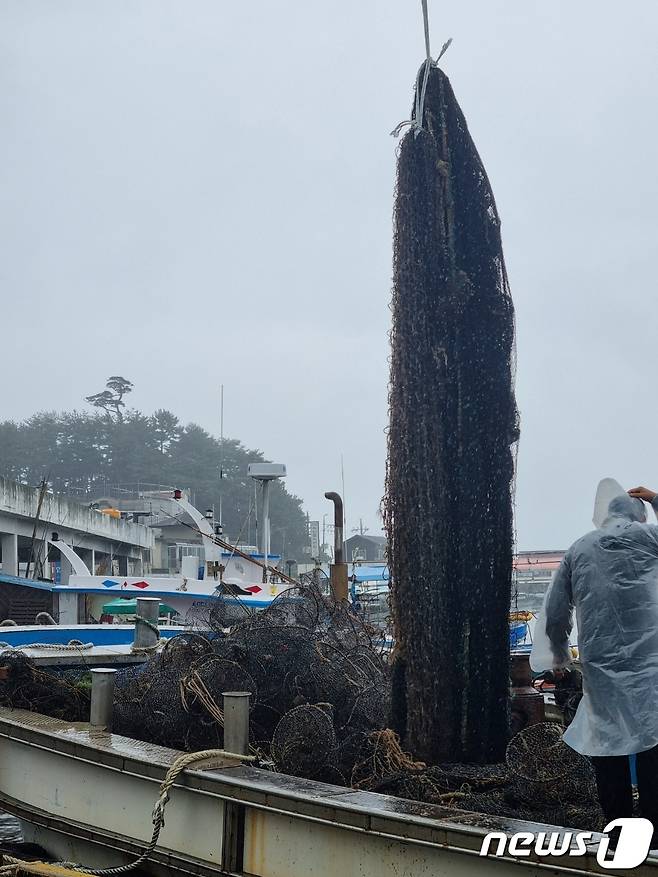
xmin=0 ymin=491 xmax=287 ymax=629
xmin=0 ymin=703 xmax=635 ymax=877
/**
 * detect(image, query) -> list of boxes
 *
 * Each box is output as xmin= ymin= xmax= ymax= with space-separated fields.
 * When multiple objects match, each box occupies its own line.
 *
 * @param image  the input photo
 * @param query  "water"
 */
xmin=0 ymin=812 xmax=22 ymax=843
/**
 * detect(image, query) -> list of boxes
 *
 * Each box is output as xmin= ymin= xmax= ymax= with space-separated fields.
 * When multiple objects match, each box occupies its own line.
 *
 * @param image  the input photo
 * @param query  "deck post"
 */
xmin=134 ymin=597 xmax=160 ymax=650
xmin=90 ymin=668 xmax=117 ymax=731
xmin=222 ymin=691 xmax=250 ymax=755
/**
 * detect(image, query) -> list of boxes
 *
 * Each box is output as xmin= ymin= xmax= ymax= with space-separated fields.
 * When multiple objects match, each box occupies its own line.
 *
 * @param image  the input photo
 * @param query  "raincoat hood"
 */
xmin=602 ymin=494 xmax=647 ymax=525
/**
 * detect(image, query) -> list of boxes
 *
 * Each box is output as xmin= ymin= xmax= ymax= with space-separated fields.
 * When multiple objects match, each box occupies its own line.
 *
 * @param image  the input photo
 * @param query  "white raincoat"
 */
xmin=532 ymin=493 xmax=658 ymax=757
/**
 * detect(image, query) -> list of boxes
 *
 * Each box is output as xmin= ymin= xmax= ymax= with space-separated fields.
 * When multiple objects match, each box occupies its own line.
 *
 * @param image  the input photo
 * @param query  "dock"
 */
xmin=0 ymin=706 xmax=654 ymax=877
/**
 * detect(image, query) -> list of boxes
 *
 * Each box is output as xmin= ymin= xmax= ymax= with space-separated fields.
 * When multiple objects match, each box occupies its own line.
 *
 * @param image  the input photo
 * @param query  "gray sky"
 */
xmin=2 ymin=1 xmax=658 ymax=551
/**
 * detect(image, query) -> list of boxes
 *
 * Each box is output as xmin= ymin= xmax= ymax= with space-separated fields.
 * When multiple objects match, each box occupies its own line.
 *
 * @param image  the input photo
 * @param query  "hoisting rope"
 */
xmin=0 ymin=749 xmax=257 ymax=877
xmin=390 ymin=0 xmax=452 ymax=137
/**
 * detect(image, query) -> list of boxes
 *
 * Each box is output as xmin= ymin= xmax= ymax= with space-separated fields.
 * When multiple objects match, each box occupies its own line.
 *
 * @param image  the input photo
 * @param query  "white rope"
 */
xmin=0 ymin=640 xmax=94 ymax=652
xmin=390 ymin=0 xmax=453 ymax=138
xmin=69 ymin=748 xmax=257 ymax=875
xmin=0 ymin=749 xmax=258 ymax=877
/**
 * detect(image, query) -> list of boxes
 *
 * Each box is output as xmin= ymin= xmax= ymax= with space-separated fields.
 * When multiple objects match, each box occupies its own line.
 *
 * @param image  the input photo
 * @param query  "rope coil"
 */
xmin=0 ymin=641 xmax=94 ymax=652
xmin=131 ymin=615 xmax=162 ymax=653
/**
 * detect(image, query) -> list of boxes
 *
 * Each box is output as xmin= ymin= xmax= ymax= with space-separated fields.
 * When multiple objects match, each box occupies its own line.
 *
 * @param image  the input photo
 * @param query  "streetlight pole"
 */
xmin=248 ymin=463 xmax=286 ymax=582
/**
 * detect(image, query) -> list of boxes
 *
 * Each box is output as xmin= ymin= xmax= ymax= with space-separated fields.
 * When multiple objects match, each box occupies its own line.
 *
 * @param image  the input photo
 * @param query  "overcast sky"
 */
xmin=2 ymin=1 xmax=657 ymax=551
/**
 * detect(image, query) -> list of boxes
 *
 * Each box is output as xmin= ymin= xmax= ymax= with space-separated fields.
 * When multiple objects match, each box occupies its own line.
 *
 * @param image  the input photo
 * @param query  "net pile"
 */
xmin=113 ymin=584 xmax=390 ymax=783
xmin=359 ymin=723 xmax=603 ymax=832
xmin=384 ymin=64 xmax=519 ymax=765
xmin=0 ymin=612 xmax=603 ymax=832
xmin=0 ymin=650 xmax=90 ymax=720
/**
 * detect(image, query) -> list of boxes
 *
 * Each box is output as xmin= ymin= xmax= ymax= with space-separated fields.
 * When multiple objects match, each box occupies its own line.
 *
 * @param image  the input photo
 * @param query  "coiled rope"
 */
xmin=130 ymin=615 xmax=162 ymax=653
xmin=74 ymin=748 xmax=257 ymax=875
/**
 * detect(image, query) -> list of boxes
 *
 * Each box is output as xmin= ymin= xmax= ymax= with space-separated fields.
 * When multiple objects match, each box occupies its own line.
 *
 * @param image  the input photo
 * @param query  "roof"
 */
xmin=344 ymin=534 xmax=387 ymax=545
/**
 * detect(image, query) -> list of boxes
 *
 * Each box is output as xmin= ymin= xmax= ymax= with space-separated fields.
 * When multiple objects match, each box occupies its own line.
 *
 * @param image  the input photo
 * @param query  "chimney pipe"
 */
xmin=324 ymin=492 xmax=347 ymax=600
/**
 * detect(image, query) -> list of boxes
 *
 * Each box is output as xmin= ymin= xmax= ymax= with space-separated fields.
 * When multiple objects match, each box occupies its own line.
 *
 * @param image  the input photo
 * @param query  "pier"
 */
xmin=0 ymin=706 xmax=651 ymax=877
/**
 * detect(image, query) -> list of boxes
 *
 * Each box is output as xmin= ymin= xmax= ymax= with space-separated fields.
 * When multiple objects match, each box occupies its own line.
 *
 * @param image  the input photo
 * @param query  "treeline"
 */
xmin=0 ymin=409 xmax=307 ymax=559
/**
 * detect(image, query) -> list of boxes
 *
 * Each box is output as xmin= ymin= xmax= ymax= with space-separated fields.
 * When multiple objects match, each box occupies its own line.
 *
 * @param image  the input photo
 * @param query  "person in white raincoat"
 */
xmin=534 ymin=485 xmax=658 ymax=842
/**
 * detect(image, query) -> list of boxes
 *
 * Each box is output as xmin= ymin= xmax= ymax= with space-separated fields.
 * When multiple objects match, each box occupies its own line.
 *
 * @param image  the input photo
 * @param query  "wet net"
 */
xmin=0 ymin=599 xmax=604 ymax=832
xmin=384 ymin=64 xmax=519 ymax=764
xmin=0 ymin=650 xmax=90 ymax=720
xmin=111 ymin=584 xmax=391 ymax=783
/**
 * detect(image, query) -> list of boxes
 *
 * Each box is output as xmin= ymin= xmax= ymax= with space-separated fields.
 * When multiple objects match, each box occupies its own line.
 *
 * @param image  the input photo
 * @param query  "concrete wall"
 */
xmin=0 ymin=478 xmax=154 ymax=573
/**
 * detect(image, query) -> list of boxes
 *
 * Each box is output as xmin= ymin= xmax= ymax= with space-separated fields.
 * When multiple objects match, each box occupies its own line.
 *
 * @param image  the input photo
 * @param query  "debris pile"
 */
xmin=0 ymin=650 xmax=90 ymax=720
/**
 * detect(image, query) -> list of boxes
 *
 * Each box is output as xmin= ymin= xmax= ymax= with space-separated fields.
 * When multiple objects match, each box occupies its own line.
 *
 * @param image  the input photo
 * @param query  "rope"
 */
xmin=35 ymin=612 xmax=57 ymax=625
xmin=58 ymin=748 xmax=257 ymax=875
xmin=130 ymin=616 xmax=162 ymax=653
xmin=0 ymin=640 xmax=94 ymax=652
xmin=390 ymin=1 xmax=453 ymax=138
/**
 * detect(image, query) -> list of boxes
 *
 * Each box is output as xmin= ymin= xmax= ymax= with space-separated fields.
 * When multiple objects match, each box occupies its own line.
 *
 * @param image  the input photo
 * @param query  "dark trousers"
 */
xmin=592 ymin=745 xmax=658 ymax=843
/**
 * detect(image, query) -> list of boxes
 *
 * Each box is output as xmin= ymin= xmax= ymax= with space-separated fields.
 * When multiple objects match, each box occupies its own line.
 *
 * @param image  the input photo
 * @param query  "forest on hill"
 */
xmin=0 ymin=378 xmax=308 ymax=559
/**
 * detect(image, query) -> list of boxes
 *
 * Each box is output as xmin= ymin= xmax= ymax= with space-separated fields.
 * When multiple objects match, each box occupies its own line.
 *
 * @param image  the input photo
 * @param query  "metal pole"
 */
xmin=324 ymin=492 xmax=345 ymax=563
xmin=133 ymin=597 xmax=160 ymax=649
xmin=261 ymin=480 xmax=271 ymax=569
xmin=90 ymin=668 xmax=116 ymax=731
xmin=223 ymin=691 xmax=250 ymax=755
xmin=324 ymin=492 xmax=348 ymax=601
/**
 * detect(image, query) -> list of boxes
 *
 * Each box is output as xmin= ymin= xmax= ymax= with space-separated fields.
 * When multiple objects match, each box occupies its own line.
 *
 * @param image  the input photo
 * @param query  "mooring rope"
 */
xmin=130 ymin=615 xmax=162 ymax=653
xmin=0 ymin=640 xmax=94 ymax=652
xmin=0 ymin=749 xmax=258 ymax=877
xmin=71 ymin=748 xmax=256 ymax=875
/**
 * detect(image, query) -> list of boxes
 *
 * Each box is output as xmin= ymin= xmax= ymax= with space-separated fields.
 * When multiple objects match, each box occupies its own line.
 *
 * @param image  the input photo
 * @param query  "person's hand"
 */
xmin=628 ymin=486 xmax=658 ymax=503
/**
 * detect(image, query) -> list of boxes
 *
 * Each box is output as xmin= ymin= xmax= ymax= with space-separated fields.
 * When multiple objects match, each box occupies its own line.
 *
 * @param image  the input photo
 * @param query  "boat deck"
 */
xmin=6 ymin=644 xmax=149 ymax=667
xmin=0 ymin=707 xmax=654 ymax=876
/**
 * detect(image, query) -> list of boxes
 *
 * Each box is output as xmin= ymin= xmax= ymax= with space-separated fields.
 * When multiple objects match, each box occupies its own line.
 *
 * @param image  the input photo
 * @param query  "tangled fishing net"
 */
xmin=0 ymin=594 xmax=603 ymax=832
xmin=0 ymin=650 xmax=90 ymax=720
xmin=110 ymin=584 xmax=391 ymax=782
xmin=384 ymin=63 xmax=519 ymax=764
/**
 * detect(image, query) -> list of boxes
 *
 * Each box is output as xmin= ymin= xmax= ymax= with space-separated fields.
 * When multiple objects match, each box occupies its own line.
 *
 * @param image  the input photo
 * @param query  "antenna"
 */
xmin=218 ymin=385 xmax=224 ymax=530
xmin=340 ymin=453 xmax=347 ymax=535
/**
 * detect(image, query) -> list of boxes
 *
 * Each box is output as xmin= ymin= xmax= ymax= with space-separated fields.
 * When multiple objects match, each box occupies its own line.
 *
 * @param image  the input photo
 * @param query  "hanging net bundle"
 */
xmin=385 ymin=64 xmax=519 ymax=764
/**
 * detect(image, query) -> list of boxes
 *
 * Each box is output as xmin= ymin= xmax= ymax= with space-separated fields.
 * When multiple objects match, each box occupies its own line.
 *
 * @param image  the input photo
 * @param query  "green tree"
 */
xmin=0 ymin=407 xmax=309 ymax=559
xmin=85 ymin=376 xmax=133 ymax=421
xmin=151 ymin=409 xmax=181 ymax=456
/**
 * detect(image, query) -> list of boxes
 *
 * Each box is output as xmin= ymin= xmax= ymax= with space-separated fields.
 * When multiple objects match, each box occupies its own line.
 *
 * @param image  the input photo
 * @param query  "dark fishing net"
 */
xmin=505 ymin=721 xmax=597 ymax=808
xmin=360 ymin=724 xmax=603 ymax=832
xmin=110 ymin=583 xmax=390 ymax=778
xmin=271 ymin=704 xmax=339 ymax=780
xmin=0 ymin=650 xmax=90 ymax=720
xmin=0 ymin=602 xmax=603 ymax=833
xmin=384 ymin=63 xmax=519 ymax=764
